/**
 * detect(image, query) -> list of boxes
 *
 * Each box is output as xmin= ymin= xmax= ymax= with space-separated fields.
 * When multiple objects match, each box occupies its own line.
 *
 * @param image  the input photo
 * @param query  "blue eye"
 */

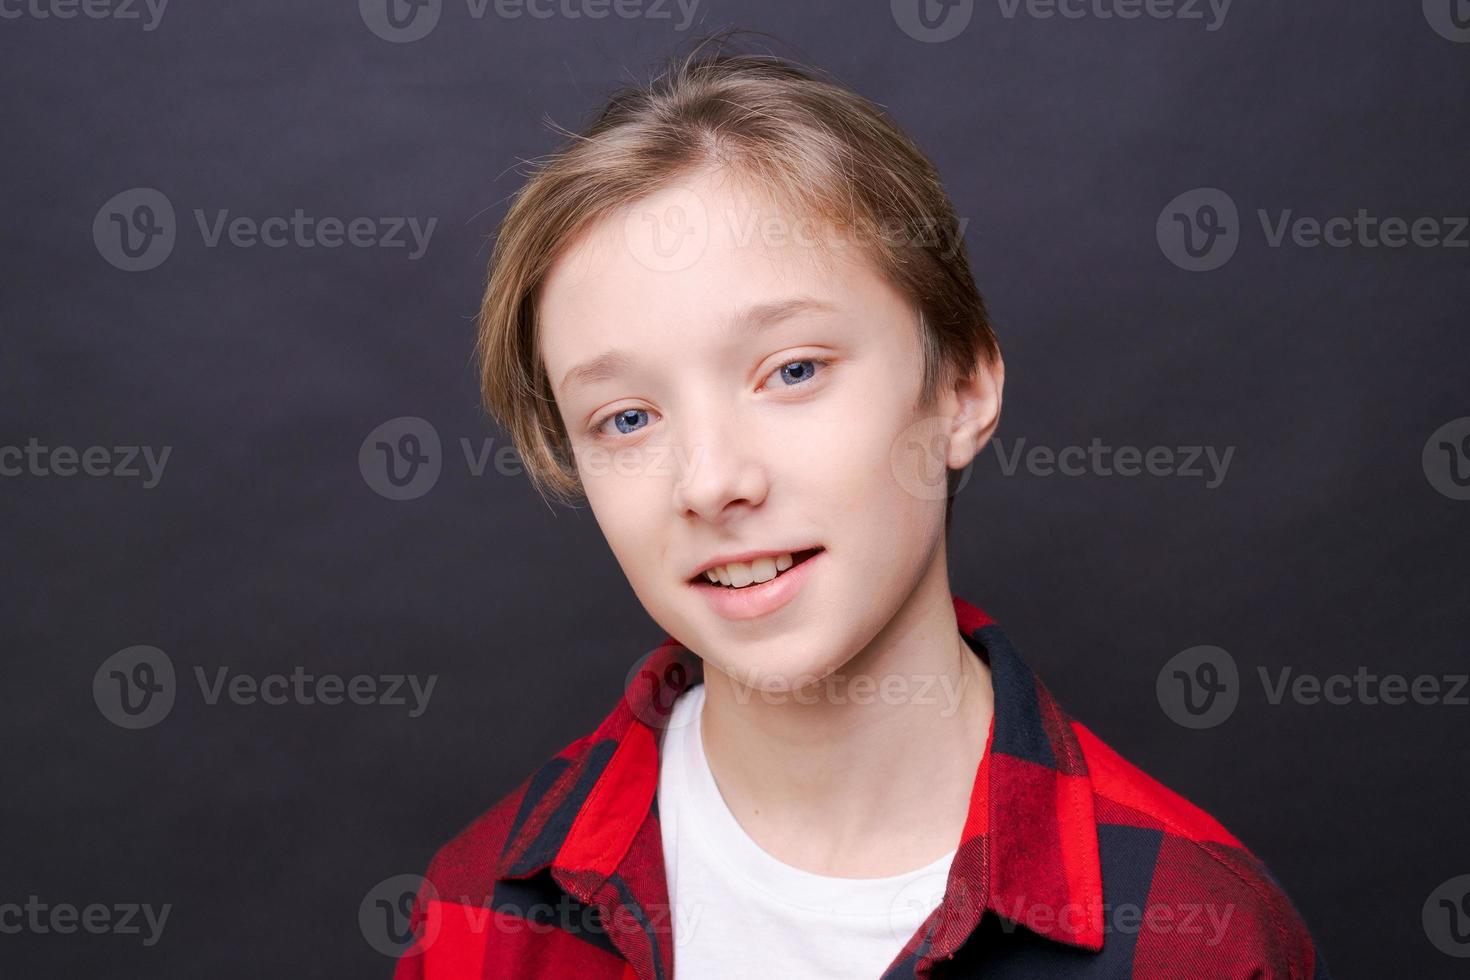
xmin=590 ymin=359 xmax=828 ymax=439
xmin=599 ymin=408 xmax=650 ymax=437
xmin=769 ymin=359 xmax=824 ymax=387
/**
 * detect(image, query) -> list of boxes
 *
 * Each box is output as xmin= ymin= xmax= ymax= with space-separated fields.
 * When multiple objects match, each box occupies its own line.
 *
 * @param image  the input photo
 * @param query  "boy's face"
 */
xmin=538 ymin=167 xmax=999 ymax=690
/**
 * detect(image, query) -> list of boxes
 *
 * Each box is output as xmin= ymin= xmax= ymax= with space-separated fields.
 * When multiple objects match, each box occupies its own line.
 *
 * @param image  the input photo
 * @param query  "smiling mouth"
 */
xmin=689 ymin=547 xmax=824 ymax=589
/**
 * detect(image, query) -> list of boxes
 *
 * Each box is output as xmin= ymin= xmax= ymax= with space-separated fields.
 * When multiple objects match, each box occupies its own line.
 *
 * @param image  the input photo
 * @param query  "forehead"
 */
xmin=536 ymin=168 xmax=899 ymax=388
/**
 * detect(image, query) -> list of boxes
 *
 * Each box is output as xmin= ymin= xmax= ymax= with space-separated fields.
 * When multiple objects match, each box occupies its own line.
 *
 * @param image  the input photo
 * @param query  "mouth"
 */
xmin=687 ymin=546 xmax=825 ymax=589
xmin=687 ymin=546 xmax=825 ymax=621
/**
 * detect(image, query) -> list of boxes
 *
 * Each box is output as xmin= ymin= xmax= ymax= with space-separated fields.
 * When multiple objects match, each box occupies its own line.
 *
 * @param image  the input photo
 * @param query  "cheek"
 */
xmin=835 ymin=431 xmax=945 ymax=569
xmin=792 ymin=384 xmax=934 ymax=517
xmin=578 ymin=453 xmax=665 ymax=562
xmin=575 ymin=437 xmax=677 ymax=500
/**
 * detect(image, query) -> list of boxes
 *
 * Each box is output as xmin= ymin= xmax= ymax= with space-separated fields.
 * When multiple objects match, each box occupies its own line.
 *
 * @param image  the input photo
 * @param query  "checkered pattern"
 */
xmin=392 ymin=595 xmax=1329 ymax=979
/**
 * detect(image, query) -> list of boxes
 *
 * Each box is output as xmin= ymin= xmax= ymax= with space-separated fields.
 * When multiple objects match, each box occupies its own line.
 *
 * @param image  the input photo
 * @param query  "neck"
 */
xmin=698 ymin=560 xmax=994 ymax=878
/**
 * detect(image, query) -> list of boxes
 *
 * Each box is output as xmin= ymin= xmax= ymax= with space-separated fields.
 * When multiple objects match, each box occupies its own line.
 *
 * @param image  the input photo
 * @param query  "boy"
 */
xmin=394 ymin=44 xmax=1328 ymax=979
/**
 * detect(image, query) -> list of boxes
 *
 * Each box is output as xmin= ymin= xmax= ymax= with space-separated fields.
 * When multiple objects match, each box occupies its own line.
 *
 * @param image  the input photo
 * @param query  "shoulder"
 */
xmin=391 ymin=730 xmax=631 ymax=980
xmin=417 ymin=730 xmax=603 ymax=905
xmin=413 ymin=637 xmax=693 ymax=904
xmin=1071 ymin=720 xmax=1330 ymax=980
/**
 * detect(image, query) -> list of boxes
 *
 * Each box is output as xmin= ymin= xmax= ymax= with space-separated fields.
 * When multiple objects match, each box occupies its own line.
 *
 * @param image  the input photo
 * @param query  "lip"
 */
xmin=688 ymin=547 xmax=824 ymax=621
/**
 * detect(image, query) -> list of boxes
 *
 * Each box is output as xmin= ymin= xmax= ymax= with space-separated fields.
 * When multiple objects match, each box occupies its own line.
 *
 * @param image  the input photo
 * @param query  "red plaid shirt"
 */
xmin=393 ymin=595 xmax=1329 ymax=979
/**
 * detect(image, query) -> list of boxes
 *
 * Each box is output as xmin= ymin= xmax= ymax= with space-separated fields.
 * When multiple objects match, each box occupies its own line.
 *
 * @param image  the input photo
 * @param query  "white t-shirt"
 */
xmin=656 ymin=683 xmax=955 ymax=980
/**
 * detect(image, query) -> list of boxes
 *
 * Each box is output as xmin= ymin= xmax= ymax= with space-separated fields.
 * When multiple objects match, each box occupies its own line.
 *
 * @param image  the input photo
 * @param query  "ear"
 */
xmin=945 ymin=347 xmax=1004 ymax=471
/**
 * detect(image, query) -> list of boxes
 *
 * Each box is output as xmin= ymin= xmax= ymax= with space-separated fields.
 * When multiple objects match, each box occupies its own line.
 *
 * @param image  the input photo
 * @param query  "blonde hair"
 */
xmin=476 ymin=37 xmax=999 ymax=532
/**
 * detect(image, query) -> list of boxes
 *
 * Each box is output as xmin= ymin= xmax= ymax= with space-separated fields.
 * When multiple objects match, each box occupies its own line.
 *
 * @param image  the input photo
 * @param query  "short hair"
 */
xmin=476 ymin=36 xmax=999 ymax=535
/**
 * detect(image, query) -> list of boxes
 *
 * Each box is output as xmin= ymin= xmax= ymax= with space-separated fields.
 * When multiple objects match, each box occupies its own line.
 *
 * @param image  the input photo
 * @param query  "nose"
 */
xmin=671 ymin=400 xmax=769 ymax=522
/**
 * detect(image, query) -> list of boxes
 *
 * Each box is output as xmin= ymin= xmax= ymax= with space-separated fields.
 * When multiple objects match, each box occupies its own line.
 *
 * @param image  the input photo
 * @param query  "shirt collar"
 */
xmin=492 ymin=594 xmax=1105 ymax=971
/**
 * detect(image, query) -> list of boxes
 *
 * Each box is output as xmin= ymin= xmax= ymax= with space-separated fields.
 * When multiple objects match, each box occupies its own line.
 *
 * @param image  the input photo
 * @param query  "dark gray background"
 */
xmin=3 ymin=1 xmax=1467 ymax=976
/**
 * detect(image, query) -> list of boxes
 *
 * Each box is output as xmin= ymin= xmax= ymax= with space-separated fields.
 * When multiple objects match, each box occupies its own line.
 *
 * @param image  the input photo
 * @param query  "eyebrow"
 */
xmin=556 ymin=296 xmax=836 ymax=395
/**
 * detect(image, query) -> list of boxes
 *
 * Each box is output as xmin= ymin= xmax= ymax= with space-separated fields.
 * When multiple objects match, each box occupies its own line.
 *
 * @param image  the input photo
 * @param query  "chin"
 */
xmin=702 ymin=640 xmax=852 ymax=695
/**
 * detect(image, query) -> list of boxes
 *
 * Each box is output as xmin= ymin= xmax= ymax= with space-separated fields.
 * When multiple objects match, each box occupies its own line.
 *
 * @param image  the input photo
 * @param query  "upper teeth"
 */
xmin=704 ymin=552 xmax=796 ymax=588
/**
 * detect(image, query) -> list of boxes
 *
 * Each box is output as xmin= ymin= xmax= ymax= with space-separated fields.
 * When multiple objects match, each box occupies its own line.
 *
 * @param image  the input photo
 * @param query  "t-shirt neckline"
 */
xmin=666 ymin=682 xmax=958 ymax=918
